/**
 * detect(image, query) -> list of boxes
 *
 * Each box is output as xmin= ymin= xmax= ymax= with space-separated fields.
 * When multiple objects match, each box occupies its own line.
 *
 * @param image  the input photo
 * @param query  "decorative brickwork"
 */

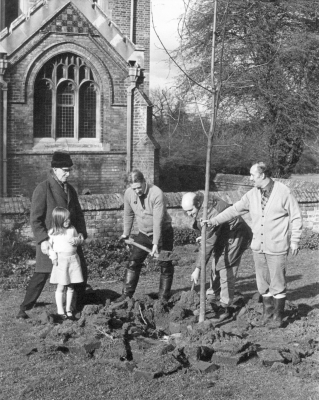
xmin=42 ymin=3 xmax=99 ymax=35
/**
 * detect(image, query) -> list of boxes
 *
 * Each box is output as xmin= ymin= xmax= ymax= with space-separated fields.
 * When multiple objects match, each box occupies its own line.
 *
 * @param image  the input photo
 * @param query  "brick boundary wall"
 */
xmin=1 ymin=175 xmax=319 ymax=243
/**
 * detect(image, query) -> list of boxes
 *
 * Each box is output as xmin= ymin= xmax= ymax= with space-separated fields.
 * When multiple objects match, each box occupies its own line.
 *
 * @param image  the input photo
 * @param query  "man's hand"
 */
xmin=191 ymin=267 xmax=200 ymax=284
xmin=196 ymin=236 xmax=202 ymax=244
xmin=200 ymin=218 xmax=218 ymax=228
xmin=69 ymin=236 xmax=83 ymax=246
xmin=52 ymin=260 xmax=58 ymax=266
xmin=150 ymin=244 xmax=159 ymax=257
xmin=41 ymin=240 xmax=50 ymax=255
xmin=290 ymin=244 xmax=299 ymax=256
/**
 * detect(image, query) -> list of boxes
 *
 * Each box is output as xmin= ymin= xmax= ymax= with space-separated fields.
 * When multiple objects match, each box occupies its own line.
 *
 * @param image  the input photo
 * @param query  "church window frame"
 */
xmin=33 ymin=53 xmax=100 ymax=142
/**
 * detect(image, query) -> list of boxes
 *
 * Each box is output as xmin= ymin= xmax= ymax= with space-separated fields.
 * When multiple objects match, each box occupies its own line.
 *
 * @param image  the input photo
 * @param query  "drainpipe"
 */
xmin=130 ymin=0 xmax=135 ymax=42
xmin=126 ymin=61 xmax=141 ymax=174
xmin=0 ymin=49 xmax=8 ymax=197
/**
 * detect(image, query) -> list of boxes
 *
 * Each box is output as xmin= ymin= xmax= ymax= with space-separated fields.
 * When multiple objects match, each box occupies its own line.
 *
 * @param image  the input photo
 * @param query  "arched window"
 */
xmin=34 ymin=53 xmax=99 ymax=140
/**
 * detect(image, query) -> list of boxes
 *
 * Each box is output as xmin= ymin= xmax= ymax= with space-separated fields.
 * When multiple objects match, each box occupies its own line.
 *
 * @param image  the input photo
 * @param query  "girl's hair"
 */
xmin=50 ymin=207 xmax=71 ymax=235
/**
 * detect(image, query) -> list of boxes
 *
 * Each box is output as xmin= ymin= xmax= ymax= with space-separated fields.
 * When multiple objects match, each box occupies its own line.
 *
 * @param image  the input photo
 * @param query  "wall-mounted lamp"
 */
xmin=128 ymin=60 xmax=144 ymax=86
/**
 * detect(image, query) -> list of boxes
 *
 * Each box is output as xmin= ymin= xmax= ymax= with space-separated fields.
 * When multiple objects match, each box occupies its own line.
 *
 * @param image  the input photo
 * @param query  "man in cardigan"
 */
xmin=16 ymin=151 xmax=88 ymax=319
xmin=114 ymin=169 xmax=174 ymax=303
xmin=182 ymin=192 xmax=252 ymax=322
xmin=202 ymin=162 xmax=302 ymax=328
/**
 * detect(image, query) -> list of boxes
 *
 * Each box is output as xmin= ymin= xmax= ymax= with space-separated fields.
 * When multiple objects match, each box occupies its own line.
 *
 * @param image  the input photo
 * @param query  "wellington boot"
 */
xmin=255 ymin=295 xmax=274 ymax=327
xmin=268 ymin=297 xmax=285 ymax=329
xmin=112 ymin=267 xmax=141 ymax=303
xmin=158 ymin=265 xmax=174 ymax=301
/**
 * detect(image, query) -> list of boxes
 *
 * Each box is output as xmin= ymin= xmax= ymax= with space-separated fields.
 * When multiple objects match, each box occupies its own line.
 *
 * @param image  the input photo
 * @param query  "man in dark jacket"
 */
xmin=16 ymin=151 xmax=87 ymax=319
xmin=182 ymin=192 xmax=252 ymax=321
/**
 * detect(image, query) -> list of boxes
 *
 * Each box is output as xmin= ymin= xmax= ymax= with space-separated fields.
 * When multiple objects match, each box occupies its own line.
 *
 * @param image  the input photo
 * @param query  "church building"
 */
xmin=0 ymin=0 xmax=159 ymax=197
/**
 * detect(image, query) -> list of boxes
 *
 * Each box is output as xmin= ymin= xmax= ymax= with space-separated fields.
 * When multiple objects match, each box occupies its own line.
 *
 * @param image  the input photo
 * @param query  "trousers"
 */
xmin=252 ymin=252 xmax=287 ymax=296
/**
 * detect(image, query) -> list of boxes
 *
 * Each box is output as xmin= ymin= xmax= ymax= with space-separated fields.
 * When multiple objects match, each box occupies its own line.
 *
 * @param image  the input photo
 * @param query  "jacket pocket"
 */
xmin=250 ymin=237 xmax=261 ymax=252
xmin=266 ymin=238 xmax=289 ymax=254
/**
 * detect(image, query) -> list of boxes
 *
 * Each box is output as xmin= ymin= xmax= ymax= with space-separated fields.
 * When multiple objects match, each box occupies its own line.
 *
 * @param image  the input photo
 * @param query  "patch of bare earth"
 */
xmin=0 ymin=246 xmax=318 ymax=400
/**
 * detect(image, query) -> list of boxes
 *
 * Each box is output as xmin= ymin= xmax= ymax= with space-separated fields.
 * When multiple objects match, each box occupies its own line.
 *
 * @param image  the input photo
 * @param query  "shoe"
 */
xmin=66 ymin=311 xmax=75 ymax=320
xmin=16 ymin=310 xmax=29 ymax=319
xmin=57 ymin=313 xmax=68 ymax=321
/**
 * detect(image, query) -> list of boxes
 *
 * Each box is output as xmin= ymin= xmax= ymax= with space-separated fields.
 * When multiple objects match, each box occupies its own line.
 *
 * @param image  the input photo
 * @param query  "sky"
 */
xmin=150 ymin=0 xmax=184 ymax=89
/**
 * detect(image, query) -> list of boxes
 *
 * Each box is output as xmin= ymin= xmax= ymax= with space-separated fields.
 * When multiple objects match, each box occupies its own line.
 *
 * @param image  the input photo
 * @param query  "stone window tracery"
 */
xmin=34 ymin=52 xmax=99 ymax=140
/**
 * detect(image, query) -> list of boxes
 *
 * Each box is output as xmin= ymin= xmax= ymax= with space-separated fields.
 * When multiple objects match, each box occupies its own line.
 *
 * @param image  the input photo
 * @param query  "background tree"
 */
xmin=174 ymin=0 xmax=319 ymax=178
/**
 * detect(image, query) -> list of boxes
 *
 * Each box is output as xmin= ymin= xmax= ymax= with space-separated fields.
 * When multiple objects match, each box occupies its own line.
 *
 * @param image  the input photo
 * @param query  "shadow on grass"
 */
xmin=85 ymin=288 xmax=121 ymax=306
xmin=287 ymin=281 xmax=319 ymax=302
xmin=34 ymin=302 xmax=52 ymax=308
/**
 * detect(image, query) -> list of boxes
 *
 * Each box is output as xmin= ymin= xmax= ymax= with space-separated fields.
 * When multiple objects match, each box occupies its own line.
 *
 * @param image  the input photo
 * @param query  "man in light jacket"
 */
xmin=202 ymin=162 xmax=302 ymax=328
xmin=114 ymin=169 xmax=174 ymax=303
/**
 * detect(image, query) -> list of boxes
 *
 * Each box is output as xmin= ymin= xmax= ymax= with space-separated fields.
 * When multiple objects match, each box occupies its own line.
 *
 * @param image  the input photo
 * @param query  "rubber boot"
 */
xmin=255 ymin=295 xmax=274 ymax=326
xmin=268 ymin=297 xmax=285 ymax=329
xmin=158 ymin=264 xmax=174 ymax=302
xmin=113 ymin=264 xmax=141 ymax=303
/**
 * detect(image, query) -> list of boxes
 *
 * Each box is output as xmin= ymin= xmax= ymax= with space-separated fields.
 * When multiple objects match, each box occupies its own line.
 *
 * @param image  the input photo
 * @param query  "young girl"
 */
xmin=48 ymin=207 xmax=84 ymax=320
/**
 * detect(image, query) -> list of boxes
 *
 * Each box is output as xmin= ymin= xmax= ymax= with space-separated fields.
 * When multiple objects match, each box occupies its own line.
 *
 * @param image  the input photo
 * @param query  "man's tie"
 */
xmin=140 ymin=194 xmax=145 ymax=209
xmin=63 ymin=183 xmax=68 ymax=195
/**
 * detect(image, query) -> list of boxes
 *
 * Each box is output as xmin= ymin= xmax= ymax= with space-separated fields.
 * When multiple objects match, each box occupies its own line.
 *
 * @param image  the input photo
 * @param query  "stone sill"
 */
xmin=32 ymin=138 xmax=110 ymax=152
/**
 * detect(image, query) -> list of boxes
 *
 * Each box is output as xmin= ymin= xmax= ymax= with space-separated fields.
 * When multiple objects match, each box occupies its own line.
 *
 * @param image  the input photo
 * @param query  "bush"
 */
xmin=0 ymin=225 xmax=36 ymax=290
xmin=1 ymin=227 xmax=316 ymax=291
xmin=83 ymin=239 xmax=130 ymax=281
xmin=299 ymin=229 xmax=319 ymax=250
xmin=173 ymin=228 xmax=197 ymax=246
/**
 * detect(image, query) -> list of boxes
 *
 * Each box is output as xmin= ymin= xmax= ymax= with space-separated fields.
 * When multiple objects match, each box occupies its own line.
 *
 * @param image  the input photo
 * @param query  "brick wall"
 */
xmin=1 ymin=180 xmax=319 ymax=244
xmin=7 ymin=152 xmax=128 ymax=199
xmin=131 ymin=89 xmax=159 ymax=184
xmin=108 ymin=0 xmax=150 ymax=74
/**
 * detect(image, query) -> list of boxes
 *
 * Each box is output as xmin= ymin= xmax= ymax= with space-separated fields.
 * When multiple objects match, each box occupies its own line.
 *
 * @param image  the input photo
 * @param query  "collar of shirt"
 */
xmin=259 ymin=178 xmax=274 ymax=197
xmin=143 ymin=182 xmax=149 ymax=197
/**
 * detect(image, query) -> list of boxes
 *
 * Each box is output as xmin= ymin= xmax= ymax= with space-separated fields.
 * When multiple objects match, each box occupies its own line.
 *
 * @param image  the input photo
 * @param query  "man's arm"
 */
xmin=123 ymin=190 xmax=135 ymax=237
xmin=72 ymin=190 xmax=87 ymax=240
xmin=203 ymin=194 xmax=251 ymax=227
xmin=152 ymin=191 xmax=165 ymax=246
xmin=30 ymin=184 xmax=50 ymax=245
xmin=286 ymin=192 xmax=303 ymax=256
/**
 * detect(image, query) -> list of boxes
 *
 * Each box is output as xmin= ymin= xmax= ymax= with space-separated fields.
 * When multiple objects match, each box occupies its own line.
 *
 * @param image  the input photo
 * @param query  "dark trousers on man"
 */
xmin=122 ymin=226 xmax=174 ymax=301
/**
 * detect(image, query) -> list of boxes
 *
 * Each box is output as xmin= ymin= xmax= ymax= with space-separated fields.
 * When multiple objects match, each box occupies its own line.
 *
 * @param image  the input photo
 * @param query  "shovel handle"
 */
xmin=124 ymin=239 xmax=155 ymax=256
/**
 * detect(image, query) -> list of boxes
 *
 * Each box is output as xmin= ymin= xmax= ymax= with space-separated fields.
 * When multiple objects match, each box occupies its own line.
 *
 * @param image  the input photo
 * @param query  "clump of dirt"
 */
xmin=24 ymin=289 xmax=319 ymax=381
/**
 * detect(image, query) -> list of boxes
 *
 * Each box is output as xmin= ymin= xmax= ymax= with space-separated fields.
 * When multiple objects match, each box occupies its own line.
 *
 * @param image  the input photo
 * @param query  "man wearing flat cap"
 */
xmin=16 ymin=151 xmax=88 ymax=319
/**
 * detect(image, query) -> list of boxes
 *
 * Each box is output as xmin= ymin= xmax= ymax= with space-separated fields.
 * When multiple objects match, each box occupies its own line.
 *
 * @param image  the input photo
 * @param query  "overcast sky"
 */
xmin=150 ymin=0 xmax=184 ymax=89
